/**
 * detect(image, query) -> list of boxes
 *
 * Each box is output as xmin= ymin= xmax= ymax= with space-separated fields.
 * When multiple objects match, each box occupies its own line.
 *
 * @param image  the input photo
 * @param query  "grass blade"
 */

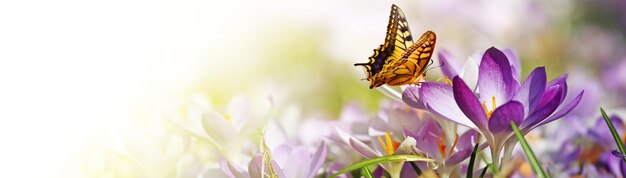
xmin=511 ymin=122 xmax=548 ymax=178
xmin=329 ymin=154 xmax=436 ymax=178
xmin=467 ymin=143 xmax=480 ymax=178
xmin=601 ymin=108 xmax=626 ymax=163
xmin=361 ymin=166 xmax=373 ymax=178
xmin=479 ymin=163 xmax=490 ymax=178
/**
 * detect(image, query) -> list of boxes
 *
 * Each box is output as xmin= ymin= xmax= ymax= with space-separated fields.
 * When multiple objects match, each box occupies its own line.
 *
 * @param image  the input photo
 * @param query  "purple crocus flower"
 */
xmin=404 ymin=118 xmax=479 ymax=176
xmin=403 ymin=47 xmax=584 ymax=167
xmin=221 ymin=142 xmax=327 ymax=178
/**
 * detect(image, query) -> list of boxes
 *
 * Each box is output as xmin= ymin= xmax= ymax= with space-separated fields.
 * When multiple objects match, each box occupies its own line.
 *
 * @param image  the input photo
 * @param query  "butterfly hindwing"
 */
xmin=384 ymin=31 xmax=437 ymax=86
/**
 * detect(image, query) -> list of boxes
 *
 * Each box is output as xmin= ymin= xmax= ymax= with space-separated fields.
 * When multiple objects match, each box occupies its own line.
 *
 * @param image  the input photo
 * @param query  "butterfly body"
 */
xmin=355 ymin=4 xmax=436 ymax=89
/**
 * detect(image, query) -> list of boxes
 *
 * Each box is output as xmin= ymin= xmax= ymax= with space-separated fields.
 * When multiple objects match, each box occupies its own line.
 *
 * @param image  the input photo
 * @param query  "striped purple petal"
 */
xmin=478 ymin=47 xmax=518 ymax=109
xmin=419 ymin=81 xmax=478 ymax=129
xmin=488 ymin=101 xmax=524 ymax=133
xmin=438 ymin=49 xmax=462 ymax=79
xmin=402 ymin=86 xmax=425 ymax=109
xmin=514 ymin=67 xmax=547 ymax=115
xmin=520 ymin=87 xmax=563 ymax=132
xmin=453 ymin=77 xmax=488 ymax=131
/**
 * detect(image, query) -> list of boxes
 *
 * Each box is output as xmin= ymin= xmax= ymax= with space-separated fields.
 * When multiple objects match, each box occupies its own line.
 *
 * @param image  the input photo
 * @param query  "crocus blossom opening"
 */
xmin=403 ymin=47 xmax=584 ymax=169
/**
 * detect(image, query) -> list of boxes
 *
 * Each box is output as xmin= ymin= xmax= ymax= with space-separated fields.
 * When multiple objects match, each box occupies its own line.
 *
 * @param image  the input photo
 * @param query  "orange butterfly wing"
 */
xmin=383 ymin=31 xmax=436 ymax=86
xmin=354 ymin=4 xmax=415 ymax=89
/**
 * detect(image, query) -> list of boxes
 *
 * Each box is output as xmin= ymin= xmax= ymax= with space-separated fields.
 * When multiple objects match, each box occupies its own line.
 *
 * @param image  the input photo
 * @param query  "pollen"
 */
xmin=482 ymin=96 xmax=496 ymax=119
xmin=377 ymin=131 xmax=399 ymax=155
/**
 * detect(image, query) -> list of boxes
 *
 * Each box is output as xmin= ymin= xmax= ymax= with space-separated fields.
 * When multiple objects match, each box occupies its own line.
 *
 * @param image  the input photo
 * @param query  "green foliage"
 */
xmin=511 ymin=122 xmax=548 ymax=178
xmin=601 ymin=108 xmax=626 ymax=164
xmin=329 ymin=154 xmax=436 ymax=178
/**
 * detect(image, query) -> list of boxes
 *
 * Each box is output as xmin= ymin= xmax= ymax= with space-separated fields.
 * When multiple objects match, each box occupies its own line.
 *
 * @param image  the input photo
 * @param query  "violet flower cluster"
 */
xmin=208 ymin=47 xmax=587 ymax=178
xmin=104 ymin=47 xmax=609 ymax=178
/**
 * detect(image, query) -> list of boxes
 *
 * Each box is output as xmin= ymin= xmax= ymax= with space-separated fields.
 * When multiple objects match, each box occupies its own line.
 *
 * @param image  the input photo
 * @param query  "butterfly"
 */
xmin=354 ymin=4 xmax=436 ymax=89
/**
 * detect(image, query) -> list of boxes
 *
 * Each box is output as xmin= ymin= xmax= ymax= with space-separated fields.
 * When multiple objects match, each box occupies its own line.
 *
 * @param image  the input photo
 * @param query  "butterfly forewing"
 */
xmin=354 ymin=5 xmax=413 ymax=83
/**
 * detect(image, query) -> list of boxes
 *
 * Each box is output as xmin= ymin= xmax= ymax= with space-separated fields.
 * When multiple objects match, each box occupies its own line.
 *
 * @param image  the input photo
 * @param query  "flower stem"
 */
xmin=501 ymin=140 xmax=516 ymax=167
xmin=490 ymin=146 xmax=501 ymax=174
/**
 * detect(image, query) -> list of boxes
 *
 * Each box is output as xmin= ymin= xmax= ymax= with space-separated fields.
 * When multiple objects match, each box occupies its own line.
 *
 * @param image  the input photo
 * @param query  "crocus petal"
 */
xmin=502 ymin=48 xmax=521 ymax=80
xmin=412 ymin=120 xmax=444 ymax=156
xmin=339 ymin=102 xmax=369 ymax=123
xmin=446 ymin=148 xmax=473 ymax=166
xmin=308 ymin=142 xmax=327 ymax=178
xmin=453 ymin=77 xmax=488 ymax=130
xmin=488 ymin=101 xmax=524 ymax=133
xmin=248 ymin=154 xmax=263 ymax=178
xmin=536 ymin=85 xmax=560 ymax=110
xmin=520 ymin=88 xmax=563 ymax=131
xmin=400 ymin=162 xmax=419 ymax=178
xmin=621 ymin=161 xmax=626 ymax=178
xmin=460 ymin=56 xmax=479 ymax=91
xmin=282 ymin=147 xmax=311 ymax=178
xmin=394 ymin=137 xmax=417 ymax=155
xmin=419 ymin=82 xmax=477 ymax=129
xmin=372 ymin=166 xmax=385 ymax=178
xmin=349 ymin=137 xmax=379 ymax=158
xmin=388 ymin=108 xmax=421 ymax=136
xmin=402 ymin=86 xmax=425 ymax=109
xmin=326 ymin=163 xmax=350 ymax=178
xmin=514 ymin=67 xmax=547 ymax=115
xmin=478 ymin=47 xmax=517 ymax=107
xmin=202 ymin=111 xmax=237 ymax=144
xmin=226 ymin=95 xmax=250 ymax=130
xmin=438 ymin=49 xmax=462 ymax=79
xmin=456 ymin=130 xmax=479 ymax=150
xmin=220 ymin=160 xmax=250 ymax=178
xmin=535 ymin=91 xmax=584 ymax=128
xmin=547 ymin=74 xmax=569 ymax=103
xmin=271 ymin=145 xmax=293 ymax=170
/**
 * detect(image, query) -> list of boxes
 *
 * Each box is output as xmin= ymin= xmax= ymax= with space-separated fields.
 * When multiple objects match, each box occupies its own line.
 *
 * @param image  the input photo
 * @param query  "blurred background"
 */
xmin=1 ymin=0 xmax=625 ymax=177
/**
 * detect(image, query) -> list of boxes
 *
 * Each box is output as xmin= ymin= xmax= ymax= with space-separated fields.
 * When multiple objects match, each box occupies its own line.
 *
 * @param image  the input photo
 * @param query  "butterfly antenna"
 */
xmin=424 ymin=60 xmax=444 ymax=73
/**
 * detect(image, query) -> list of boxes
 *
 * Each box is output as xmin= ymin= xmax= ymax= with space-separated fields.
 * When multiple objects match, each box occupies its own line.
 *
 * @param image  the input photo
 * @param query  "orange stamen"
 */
xmin=438 ymin=133 xmax=447 ymax=159
xmin=448 ymin=134 xmax=459 ymax=156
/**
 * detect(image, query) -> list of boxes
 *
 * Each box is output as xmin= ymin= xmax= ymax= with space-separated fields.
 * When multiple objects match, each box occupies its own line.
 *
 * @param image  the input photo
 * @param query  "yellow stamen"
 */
xmin=378 ymin=132 xmax=396 ymax=155
xmin=385 ymin=132 xmax=394 ymax=155
xmin=491 ymin=96 xmax=496 ymax=112
xmin=377 ymin=136 xmax=388 ymax=154
xmin=482 ymin=96 xmax=497 ymax=119
xmin=435 ymin=77 xmax=453 ymax=86
xmin=448 ymin=134 xmax=459 ymax=156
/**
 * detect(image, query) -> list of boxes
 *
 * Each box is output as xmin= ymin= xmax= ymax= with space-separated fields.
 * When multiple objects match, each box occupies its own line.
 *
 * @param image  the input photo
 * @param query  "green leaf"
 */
xmin=329 ymin=154 xmax=436 ymax=178
xmin=467 ymin=143 xmax=480 ymax=178
xmin=361 ymin=166 xmax=373 ymax=178
xmin=511 ymin=122 xmax=548 ymax=178
xmin=601 ymin=108 xmax=626 ymax=164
